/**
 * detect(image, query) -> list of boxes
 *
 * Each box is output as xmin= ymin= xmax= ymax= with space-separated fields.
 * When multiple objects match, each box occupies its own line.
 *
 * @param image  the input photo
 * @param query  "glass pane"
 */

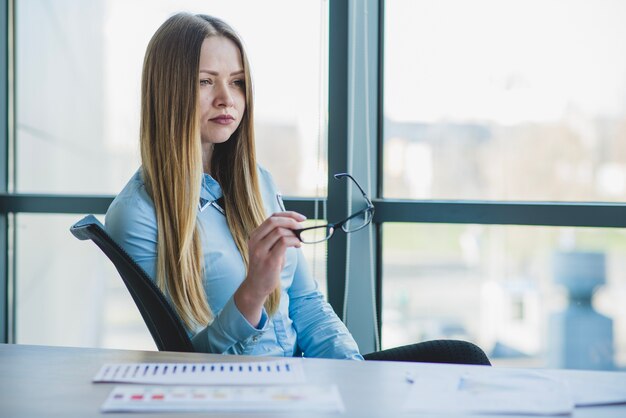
xmin=15 ymin=214 xmax=155 ymax=350
xmin=384 ymin=0 xmax=626 ymax=201
xmin=299 ymin=231 xmax=328 ymax=298
xmin=16 ymin=0 xmax=327 ymax=197
xmin=382 ymin=223 xmax=626 ymax=370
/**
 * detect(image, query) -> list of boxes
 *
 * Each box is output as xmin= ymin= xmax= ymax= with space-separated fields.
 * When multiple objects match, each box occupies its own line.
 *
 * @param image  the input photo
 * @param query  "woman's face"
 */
xmin=197 ymin=36 xmax=246 ymax=145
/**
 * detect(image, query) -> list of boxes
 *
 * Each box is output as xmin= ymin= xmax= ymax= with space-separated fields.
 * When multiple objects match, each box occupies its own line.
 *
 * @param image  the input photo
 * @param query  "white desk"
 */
xmin=1 ymin=343 xmax=625 ymax=417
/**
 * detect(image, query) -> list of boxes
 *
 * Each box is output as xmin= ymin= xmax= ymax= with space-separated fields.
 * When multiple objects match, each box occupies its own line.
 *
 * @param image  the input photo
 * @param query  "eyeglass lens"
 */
xmin=298 ymin=222 xmax=334 ymax=244
xmin=341 ymin=208 xmax=373 ymax=233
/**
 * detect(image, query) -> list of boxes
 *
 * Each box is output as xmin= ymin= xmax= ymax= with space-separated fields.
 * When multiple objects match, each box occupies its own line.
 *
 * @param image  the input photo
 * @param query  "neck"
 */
xmin=202 ymin=143 xmax=214 ymax=174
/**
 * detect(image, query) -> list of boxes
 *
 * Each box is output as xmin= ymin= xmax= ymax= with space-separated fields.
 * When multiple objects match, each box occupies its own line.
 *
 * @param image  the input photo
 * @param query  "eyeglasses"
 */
xmin=282 ymin=173 xmax=375 ymax=244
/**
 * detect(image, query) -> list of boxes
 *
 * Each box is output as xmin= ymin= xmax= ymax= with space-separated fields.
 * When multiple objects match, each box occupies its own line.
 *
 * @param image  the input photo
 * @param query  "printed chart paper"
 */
xmin=101 ymin=384 xmax=345 ymax=413
xmin=93 ymin=360 xmax=305 ymax=385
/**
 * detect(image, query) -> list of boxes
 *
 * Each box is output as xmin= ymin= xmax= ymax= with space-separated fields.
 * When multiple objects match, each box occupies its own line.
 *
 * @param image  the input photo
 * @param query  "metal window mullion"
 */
xmin=3 ymin=194 xmax=626 ymax=228
xmin=0 ymin=0 xmax=9 ymax=344
xmin=374 ymin=0 xmax=385 ymax=345
xmin=327 ymin=0 xmax=350 ymax=319
xmin=328 ymin=0 xmax=381 ymax=354
xmin=373 ymin=200 xmax=626 ymax=228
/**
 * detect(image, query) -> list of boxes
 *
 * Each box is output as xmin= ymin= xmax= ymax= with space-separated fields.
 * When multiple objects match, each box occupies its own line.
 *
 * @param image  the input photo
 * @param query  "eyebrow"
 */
xmin=199 ymin=70 xmax=244 ymax=76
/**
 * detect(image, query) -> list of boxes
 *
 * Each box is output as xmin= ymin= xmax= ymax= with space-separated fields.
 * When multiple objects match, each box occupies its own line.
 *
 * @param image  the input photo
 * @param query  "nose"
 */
xmin=213 ymin=82 xmax=234 ymax=108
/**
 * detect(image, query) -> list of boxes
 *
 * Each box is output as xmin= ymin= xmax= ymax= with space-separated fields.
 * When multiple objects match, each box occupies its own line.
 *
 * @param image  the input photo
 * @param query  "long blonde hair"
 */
xmin=140 ymin=13 xmax=279 ymax=330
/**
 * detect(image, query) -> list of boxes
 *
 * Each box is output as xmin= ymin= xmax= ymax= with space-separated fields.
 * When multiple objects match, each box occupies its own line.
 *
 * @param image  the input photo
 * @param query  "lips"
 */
xmin=210 ymin=115 xmax=235 ymax=125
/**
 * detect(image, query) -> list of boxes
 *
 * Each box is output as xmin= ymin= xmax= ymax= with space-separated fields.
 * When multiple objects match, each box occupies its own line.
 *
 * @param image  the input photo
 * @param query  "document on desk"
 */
xmin=93 ymin=360 xmax=305 ymax=385
xmin=555 ymin=369 xmax=626 ymax=406
xmin=100 ymin=384 xmax=345 ymax=413
xmin=404 ymin=368 xmax=574 ymax=415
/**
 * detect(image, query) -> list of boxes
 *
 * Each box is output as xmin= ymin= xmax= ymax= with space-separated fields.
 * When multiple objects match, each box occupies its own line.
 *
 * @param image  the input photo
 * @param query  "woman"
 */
xmin=106 ymin=12 xmax=362 ymax=360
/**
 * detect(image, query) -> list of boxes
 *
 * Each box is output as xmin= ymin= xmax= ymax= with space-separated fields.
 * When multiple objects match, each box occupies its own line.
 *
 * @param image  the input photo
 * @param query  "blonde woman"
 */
xmin=106 ymin=12 xmax=362 ymax=359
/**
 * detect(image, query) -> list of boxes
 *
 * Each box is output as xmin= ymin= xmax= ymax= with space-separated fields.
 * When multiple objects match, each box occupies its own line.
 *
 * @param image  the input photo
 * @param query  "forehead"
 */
xmin=199 ymin=36 xmax=243 ymax=70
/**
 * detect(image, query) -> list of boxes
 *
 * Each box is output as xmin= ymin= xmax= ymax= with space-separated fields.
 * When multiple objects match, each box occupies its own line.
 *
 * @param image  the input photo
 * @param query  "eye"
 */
xmin=199 ymin=79 xmax=212 ymax=86
xmin=232 ymin=79 xmax=245 ymax=88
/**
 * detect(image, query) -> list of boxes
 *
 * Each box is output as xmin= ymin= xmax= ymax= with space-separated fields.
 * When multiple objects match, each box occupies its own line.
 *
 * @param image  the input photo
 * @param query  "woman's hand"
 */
xmin=234 ymin=211 xmax=306 ymax=327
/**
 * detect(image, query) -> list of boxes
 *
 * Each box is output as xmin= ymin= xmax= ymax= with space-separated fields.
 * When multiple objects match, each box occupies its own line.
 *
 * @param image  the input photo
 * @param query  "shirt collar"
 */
xmin=201 ymin=173 xmax=222 ymax=200
xmin=199 ymin=173 xmax=223 ymax=209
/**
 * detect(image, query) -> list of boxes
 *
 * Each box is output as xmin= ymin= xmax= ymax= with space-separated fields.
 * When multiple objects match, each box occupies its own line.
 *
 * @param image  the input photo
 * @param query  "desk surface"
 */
xmin=1 ymin=343 xmax=625 ymax=418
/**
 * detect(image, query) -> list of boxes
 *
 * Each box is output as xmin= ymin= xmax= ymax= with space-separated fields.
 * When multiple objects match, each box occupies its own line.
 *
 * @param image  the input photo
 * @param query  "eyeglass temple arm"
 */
xmin=334 ymin=172 xmax=372 ymax=204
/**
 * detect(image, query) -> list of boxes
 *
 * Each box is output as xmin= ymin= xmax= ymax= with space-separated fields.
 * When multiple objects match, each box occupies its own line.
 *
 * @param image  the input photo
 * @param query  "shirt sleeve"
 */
xmin=104 ymin=188 xmax=159 ymax=280
xmin=105 ymin=184 xmax=269 ymax=355
xmin=288 ymin=249 xmax=364 ymax=360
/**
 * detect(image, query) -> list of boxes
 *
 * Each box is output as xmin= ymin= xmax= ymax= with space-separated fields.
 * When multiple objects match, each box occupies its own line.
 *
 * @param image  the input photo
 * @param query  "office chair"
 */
xmin=70 ymin=214 xmax=491 ymax=365
xmin=363 ymin=340 xmax=490 ymax=365
xmin=70 ymin=214 xmax=194 ymax=353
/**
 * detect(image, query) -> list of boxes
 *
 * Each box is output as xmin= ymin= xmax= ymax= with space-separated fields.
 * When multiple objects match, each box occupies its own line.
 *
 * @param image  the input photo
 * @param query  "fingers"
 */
xmin=252 ymin=224 xmax=302 ymax=258
xmin=249 ymin=212 xmax=306 ymax=243
xmin=268 ymin=231 xmax=302 ymax=252
xmin=248 ymin=211 xmax=305 ymax=268
xmin=270 ymin=211 xmax=307 ymax=221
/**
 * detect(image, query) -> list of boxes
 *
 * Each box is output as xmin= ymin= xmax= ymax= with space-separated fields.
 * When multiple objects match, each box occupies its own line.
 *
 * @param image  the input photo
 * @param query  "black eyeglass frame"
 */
xmin=292 ymin=173 xmax=375 ymax=244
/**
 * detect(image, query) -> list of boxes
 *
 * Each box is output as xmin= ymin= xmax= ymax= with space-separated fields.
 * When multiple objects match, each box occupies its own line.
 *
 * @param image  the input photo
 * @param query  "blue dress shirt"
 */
xmin=105 ymin=166 xmax=363 ymax=360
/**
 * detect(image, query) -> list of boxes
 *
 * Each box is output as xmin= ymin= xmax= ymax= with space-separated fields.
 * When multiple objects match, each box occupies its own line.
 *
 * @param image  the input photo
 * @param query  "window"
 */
xmin=381 ymin=0 xmax=626 ymax=369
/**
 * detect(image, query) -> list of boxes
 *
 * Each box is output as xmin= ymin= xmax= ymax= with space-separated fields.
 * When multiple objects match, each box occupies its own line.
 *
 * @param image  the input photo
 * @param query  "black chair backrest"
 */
xmin=70 ymin=214 xmax=194 ymax=352
xmin=363 ymin=339 xmax=491 ymax=365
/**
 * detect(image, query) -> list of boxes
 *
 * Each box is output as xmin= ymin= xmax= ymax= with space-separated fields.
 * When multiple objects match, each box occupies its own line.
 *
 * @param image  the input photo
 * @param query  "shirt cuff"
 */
xmin=218 ymin=296 xmax=268 ymax=343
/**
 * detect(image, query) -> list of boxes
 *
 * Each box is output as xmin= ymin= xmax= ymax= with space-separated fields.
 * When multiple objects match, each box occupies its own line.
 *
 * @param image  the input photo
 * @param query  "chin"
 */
xmin=201 ymin=133 xmax=234 ymax=145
